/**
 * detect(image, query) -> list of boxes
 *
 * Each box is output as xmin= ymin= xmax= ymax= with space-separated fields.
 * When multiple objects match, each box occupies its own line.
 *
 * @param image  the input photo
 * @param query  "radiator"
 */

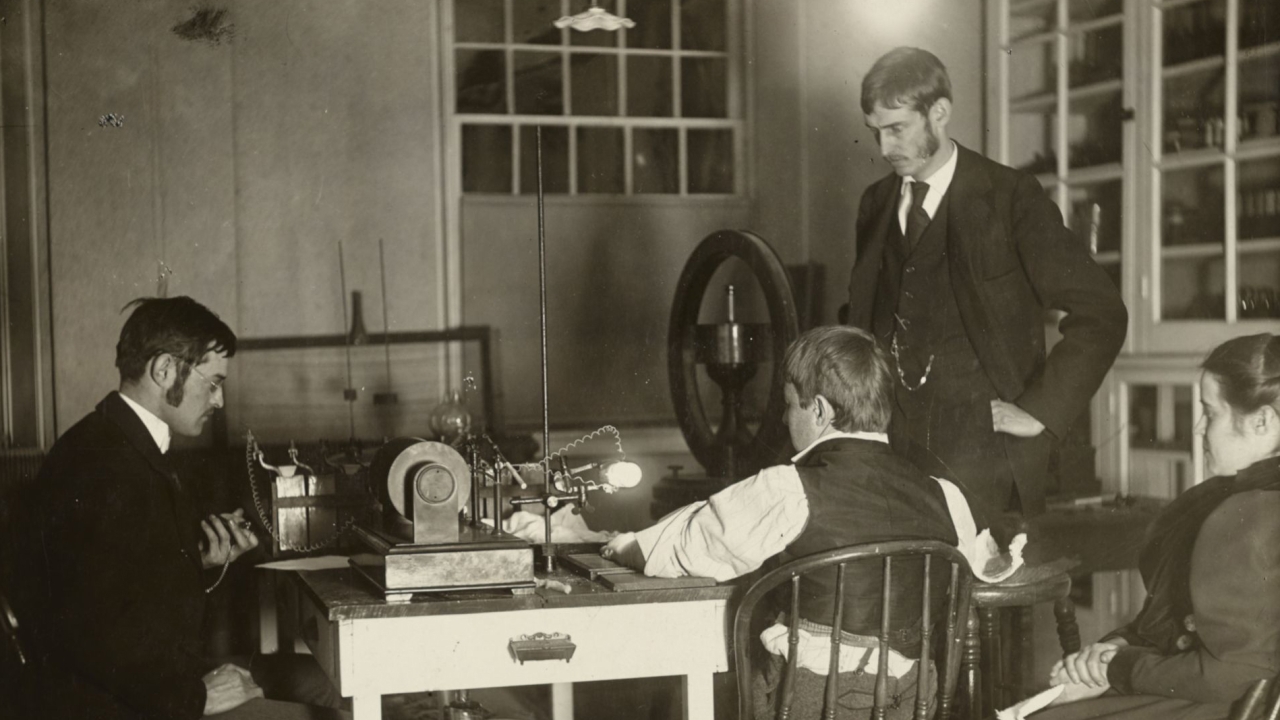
xmin=1 ymin=448 xmax=45 ymax=546
xmin=0 ymin=448 xmax=45 ymax=490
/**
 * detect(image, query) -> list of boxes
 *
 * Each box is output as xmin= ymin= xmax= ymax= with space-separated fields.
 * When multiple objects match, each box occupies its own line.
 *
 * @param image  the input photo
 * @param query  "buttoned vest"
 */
xmin=783 ymin=438 xmax=957 ymax=658
xmin=873 ymin=191 xmax=996 ymax=405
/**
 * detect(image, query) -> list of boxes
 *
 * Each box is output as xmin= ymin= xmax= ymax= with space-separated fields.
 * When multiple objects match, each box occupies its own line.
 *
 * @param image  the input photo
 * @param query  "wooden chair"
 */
xmin=733 ymin=540 xmax=974 ymax=720
xmin=964 ymin=563 xmax=1081 ymax=717
xmin=1231 ymin=676 xmax=1280 ymax=720
xmin=0 ymin=587 xmax=33 ymax=716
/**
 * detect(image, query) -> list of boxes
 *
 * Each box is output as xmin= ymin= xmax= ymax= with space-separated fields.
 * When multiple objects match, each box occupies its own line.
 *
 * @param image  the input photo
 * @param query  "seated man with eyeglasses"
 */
xmin=13 ymin=296 xmax=345 ymax=719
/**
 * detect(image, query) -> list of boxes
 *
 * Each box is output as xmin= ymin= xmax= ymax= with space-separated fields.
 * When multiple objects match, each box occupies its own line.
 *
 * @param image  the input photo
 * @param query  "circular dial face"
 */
xmin=414 ymin=464 xmax=457 ymax=505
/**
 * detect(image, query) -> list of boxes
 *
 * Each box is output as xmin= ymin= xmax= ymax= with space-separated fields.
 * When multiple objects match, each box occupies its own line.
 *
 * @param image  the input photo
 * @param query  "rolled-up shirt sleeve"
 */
xmin=633 ymin=464 xmax=809 ymax=582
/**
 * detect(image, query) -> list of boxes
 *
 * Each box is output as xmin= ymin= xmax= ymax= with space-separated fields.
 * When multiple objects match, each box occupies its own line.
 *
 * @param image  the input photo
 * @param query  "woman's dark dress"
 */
xmin=1034 ymin=457 xmax=1280 ymax=719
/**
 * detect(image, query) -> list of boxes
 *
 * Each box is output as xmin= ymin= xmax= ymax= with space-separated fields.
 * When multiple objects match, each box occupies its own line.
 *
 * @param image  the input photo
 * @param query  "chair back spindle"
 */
xmin=780 ymin=578 xmax=803 ymax=720
xmin=937 ymin=565 xmax=962 ymax=720
xmin=914 ymin=555 xmax=934 ymax=720
xmin=825 ymin=563 xmax=849 ymax=720
xmin=874 ymin=557 xmax=892 ymax=720
xmin=734 ymin=540 xmax=973 ymax=720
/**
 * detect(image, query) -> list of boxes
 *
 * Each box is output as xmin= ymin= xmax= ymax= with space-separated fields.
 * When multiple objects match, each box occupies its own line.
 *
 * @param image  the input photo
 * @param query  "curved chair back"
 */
xmin=0 ymin=586 xmax=32 ymax=715
xmin=734 ymin=540 xmax=973 ymax=720
xmin=1231 ymin=676 xmax=1280 ymax=720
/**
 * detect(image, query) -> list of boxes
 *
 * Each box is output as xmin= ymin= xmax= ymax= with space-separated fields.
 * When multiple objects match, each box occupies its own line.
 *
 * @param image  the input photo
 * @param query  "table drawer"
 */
xmin=336 ymin=601 xmax=728 ymax=696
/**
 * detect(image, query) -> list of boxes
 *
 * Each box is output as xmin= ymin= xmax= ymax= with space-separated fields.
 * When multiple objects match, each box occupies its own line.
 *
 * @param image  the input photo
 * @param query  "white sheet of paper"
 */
xmin=255 ymin=555 xmax=351 ymax=571
xmin=996 ymin=684 xmax=1065 ymax=720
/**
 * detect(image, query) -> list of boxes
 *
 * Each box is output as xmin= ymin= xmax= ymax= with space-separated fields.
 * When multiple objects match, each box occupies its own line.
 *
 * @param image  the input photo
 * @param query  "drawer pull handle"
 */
xmin=509 ymin=632 xmax=576 ymax=664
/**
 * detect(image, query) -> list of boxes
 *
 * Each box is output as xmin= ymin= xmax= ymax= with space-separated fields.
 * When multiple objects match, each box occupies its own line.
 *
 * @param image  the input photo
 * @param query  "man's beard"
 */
xmin=165 ymin=376 xmax=187 ymax=407
xmin=920 ymin=121 xmax=941 ymax=161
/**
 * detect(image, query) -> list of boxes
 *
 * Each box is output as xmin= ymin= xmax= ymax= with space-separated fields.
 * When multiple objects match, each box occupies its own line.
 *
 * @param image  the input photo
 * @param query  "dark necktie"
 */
xmin=905 ymin=181 xmax=931 ymax=251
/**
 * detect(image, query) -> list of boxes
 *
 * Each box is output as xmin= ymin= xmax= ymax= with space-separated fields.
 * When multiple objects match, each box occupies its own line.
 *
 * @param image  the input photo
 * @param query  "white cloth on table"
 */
xmin=997 ymin=684 xmax=1064 ymax=719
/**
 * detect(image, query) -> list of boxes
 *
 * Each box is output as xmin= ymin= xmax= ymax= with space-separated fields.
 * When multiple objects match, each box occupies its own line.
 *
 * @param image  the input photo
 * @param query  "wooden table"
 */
xmin=286 ymin=568 xmax=735 ymax=720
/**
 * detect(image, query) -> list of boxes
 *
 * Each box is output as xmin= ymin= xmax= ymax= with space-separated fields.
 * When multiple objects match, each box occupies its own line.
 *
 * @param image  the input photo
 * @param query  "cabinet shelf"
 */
xmin=1237 ymin=137 xmax=1280 ymax=160
xmin=1011 ymin=92 xmax=1057 ymax=112
xmin=1069 ymin=79 xmax=1124 ymax=102
xmin=1157 ymin=146 xmax=1224 ymax=169
xmin=1240 ymin=237 xmax=1280 ymax=254
xmin=1161 ymin=237 xmax=1280 ymax=259
xmin=1068 ymin=14 xmax=1125 ymax=33
xmin=1065 ymin=163 xmax=1124 ymax=183
xmin=1239 ymin=41 xmax=1280 ymax=62
xmin=1162 ymin=243 xmax=1221 ymax=259
xmin=1161 ymin=138 xmax=1280 ymax=166
xmin=1161 ymin=54 xmax=1224 ymax=79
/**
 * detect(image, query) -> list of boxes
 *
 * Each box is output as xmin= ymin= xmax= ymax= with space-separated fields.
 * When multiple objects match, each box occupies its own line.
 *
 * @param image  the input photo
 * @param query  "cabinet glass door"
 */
xmin=997 ymin=0 xmax=1129 ymax=299
xmin=1152 ymin=0 xmax=1280 ymax=336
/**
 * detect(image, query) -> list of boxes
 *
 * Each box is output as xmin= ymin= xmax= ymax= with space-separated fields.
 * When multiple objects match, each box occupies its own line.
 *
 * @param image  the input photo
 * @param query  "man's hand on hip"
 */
xmin=991 ymin=400 xmax=1046 ymax=437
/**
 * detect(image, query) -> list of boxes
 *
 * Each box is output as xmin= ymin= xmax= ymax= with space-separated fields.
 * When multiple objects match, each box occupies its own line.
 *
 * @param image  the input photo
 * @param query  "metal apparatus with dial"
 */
xmin=349 ymin=438 xmax=534 ymax=601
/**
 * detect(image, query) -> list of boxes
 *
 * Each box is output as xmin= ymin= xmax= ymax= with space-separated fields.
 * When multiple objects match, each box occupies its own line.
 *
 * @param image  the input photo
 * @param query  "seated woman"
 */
xmin=1034 ymin=333 xmax=1280 ymax=719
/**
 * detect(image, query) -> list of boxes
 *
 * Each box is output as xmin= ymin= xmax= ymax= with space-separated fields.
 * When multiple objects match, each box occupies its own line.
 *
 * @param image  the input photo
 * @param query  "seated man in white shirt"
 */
xmin=602 ymin=325 xmax=960 ymax=720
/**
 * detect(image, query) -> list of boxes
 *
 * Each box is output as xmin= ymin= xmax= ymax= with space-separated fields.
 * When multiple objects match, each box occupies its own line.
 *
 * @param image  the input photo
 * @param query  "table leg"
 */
xmin=352 ymin=695 xmax=382 ymax=720
xmin=682 ymin=673 xmax=714 ymax=720
xmin=551 ymin=682 xmax=575 ymax=720
xmin=258 ymin=570 xmax=279 ymax=655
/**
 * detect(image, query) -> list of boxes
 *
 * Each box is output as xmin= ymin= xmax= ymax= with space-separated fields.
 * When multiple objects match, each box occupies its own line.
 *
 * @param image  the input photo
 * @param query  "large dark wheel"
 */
xmin=668 ymin=230 xmax=799 ymax=479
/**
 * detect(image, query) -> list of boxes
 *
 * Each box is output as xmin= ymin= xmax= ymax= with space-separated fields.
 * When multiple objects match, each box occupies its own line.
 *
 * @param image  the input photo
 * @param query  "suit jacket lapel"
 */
xmin=945 ymin=144 xmax=1021 ymax=398
xmin=944 ymin=145 xmax=991 ymax=294
xmin=97 ymin=393 xmax=204 ymax=568
xmin=849 ymin=176 xmax=902 ymax=329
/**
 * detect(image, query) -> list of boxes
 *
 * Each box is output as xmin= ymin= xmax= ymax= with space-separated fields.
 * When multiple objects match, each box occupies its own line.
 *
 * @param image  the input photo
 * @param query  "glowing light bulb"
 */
xmin=602 ymin=461 xmax=642 ymax=488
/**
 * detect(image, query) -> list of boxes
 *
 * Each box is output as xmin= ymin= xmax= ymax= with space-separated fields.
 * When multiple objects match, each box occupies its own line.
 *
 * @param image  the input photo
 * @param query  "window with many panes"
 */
xmin=448 ymin=0 xmax=740 ymax=195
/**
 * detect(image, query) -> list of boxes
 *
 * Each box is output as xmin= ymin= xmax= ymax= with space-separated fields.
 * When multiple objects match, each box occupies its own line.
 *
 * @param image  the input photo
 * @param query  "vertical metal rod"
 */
xmin=337 ymin=242 xmax=356 ymax=440
xmin=492 ymin=458 xmax=502 ymax=530
xmin=470 ymin=442 xmax=481 ymax=526
xmin=378 ymin=238 xmax=394 ymax=388
xmin=536 ymin=126 xmax=554 ymax=569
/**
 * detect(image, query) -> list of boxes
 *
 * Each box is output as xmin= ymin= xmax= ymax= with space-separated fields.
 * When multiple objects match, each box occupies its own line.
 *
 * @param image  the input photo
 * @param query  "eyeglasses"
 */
xmin=191 ymin=366 xmax=226 ymax=395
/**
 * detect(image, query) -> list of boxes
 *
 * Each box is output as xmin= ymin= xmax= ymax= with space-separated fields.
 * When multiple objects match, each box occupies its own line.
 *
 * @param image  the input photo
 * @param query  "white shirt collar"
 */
xmin=791 ymin=430 xmax=889 ymax=463
xmin=898 ymin=140 xmax=959 ymax=229
xmin=118 ymin=392 xmax=172 ymax=454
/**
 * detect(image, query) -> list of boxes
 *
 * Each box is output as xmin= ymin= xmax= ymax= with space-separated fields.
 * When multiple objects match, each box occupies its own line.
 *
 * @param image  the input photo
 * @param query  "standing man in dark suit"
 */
xmin=846 ymin=47 xmax=1127 ymax=527
xmin=16 ymin=297 xmax=342 ymax=719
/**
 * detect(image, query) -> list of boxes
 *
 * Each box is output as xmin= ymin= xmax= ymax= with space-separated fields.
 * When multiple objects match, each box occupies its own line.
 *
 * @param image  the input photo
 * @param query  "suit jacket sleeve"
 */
xmin=1006 ymin=173 xmax=1128 ymax=437
xmin=1106 ymin=492 xmax=1280 ymax=703
xmin=42 ymin=448 xmax=209 ymax=718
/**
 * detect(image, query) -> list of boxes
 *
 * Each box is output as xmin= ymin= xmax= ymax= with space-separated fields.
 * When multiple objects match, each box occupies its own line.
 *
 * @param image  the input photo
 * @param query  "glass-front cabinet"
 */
xmin=1152 ymin=0 xmax=1280 ymax=338
xmin=989 ymin=0 xmax=1279 ymax=497
xmin=996 ymin=0 xmax=1129 ymax=296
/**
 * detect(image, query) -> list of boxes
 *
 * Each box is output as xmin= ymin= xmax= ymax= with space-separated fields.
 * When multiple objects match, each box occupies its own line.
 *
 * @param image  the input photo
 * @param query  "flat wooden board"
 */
xmin=562 ymin=553 xmax=634 ymax=580
xmin=600 ymin=572 xmax=717 ymax=592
